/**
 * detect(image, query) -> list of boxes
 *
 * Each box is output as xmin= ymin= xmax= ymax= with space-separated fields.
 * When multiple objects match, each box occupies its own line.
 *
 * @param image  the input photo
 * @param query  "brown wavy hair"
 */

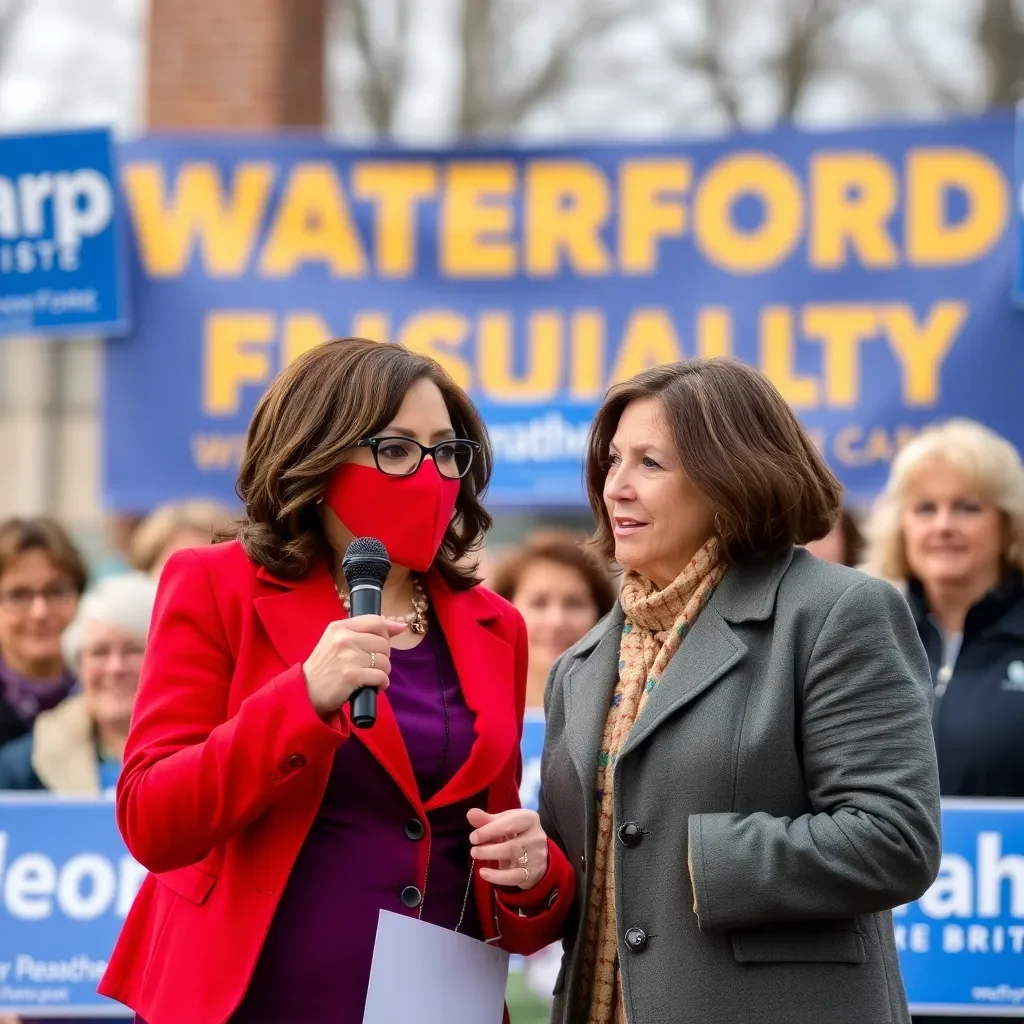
xmin=490 ymin=529 xmax=617 ymax=618
xmin=236 ymin=339 xmax=493 ymax=590
xmin=586 ymin=359 xmax=842 ymax=564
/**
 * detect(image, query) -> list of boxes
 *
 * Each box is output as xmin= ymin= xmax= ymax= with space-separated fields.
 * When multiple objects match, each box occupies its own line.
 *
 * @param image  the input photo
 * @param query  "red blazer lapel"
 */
xmin=425 ymin=577 xmax=518 ymax=812
xmin=253 ymin=565 xmax=422 ymax=811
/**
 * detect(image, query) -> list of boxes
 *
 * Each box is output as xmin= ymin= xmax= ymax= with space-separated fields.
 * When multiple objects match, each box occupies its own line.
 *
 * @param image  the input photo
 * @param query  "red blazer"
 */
xmin=98 ymin=540 xmax=573 ymax=1024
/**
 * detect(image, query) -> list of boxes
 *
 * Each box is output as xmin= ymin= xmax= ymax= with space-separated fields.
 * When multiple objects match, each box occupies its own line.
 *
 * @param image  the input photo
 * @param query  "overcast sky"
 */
xmin=0 ymin=0 xmax=1007 ymax=142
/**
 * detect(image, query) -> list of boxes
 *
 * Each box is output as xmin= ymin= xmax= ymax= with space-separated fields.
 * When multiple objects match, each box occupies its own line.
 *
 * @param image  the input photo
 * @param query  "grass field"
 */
xmin=506 ymin=972 xmax=551 ymax=1024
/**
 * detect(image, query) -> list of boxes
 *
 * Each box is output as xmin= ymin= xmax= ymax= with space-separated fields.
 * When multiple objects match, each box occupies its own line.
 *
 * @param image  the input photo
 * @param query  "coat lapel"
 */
xmin=620 ymin=548 xmax=795 ymax=759
xmin=563 ymin=608 xmax=624 ymax=803
xmin=425 ymin=578 xmax=517 ymax=811
xmin=620 ymin=604 xmax=745 ymax=758
xmin=254 ymin=565 xmax=421 ymax=810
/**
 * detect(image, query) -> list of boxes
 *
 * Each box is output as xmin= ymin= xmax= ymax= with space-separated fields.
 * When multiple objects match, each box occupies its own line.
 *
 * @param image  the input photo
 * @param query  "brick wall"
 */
xmin=147 ymin=0 xmax=326 ymax=129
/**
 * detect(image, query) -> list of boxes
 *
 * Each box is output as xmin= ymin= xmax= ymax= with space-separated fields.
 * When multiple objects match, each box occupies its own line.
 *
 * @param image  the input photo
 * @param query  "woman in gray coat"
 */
xmin=537 ymin=359 xmax=942 ymax=1024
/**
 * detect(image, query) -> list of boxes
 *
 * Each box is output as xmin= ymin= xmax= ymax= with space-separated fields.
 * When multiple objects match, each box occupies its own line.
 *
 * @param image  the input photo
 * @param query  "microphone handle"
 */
xmin=349 ymin=584 xmax=382 ymax=729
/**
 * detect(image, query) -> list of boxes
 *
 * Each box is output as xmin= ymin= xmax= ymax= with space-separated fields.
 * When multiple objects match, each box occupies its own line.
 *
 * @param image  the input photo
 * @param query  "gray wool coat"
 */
xmin=538 ymin=547 xmax=942 ymax=1024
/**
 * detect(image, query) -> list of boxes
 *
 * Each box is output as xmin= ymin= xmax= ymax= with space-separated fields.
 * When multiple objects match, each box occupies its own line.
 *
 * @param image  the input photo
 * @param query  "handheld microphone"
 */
xmin=342 ymin=537 xmax=391 ymax=729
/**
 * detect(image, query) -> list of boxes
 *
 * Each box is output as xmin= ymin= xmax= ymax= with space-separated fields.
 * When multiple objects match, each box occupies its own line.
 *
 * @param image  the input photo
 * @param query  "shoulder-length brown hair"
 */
xmin=236 ymin=339 xmax=493 ymax=590
xmin=490 ymin=529 xmax=617 ymax=618
xmin=586 ymin=359 xmax=842 ymax=564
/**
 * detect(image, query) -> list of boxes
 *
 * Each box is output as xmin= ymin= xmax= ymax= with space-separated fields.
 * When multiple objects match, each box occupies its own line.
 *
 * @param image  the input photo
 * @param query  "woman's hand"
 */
xmin=302 ymin=615 xmax=407 ymax=717
xmin=467 ymin=807 xmax=550 ymax=891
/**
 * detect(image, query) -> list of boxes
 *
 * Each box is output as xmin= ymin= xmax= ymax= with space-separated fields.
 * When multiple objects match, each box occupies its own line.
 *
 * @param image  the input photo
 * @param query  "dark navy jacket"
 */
xmin=907 ymin=572 xmax=1024 ymax=798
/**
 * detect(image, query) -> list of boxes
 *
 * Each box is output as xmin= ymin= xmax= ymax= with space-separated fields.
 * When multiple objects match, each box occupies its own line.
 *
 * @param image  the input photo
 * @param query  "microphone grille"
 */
xmin=342 ymin=537 xmax=391 ymax=588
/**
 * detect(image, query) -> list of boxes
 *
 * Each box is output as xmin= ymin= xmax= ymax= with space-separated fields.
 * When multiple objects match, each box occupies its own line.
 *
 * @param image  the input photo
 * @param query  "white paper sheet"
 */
xmin=362 ymin=909 xmax=510 ymax=1024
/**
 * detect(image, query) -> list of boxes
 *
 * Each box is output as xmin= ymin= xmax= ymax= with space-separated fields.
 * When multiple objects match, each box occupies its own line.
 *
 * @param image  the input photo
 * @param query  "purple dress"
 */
xmin=228 ymin=619 xmax=483 ymax=1023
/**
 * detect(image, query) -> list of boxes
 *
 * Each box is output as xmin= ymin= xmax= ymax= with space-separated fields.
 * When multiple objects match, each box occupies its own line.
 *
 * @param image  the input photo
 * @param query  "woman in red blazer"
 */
xmin=98 ymin=339 xmax=574 ymax=1024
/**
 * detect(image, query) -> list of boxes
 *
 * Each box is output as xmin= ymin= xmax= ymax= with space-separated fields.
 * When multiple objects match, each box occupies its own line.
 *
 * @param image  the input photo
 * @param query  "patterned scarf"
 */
xmin=579 ymin=538 xmax=725 ymax=1024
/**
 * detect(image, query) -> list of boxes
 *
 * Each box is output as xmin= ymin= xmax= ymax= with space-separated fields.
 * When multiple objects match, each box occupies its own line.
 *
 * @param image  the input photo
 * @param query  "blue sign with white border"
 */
xmin=1 ymin=789 xmax=1022 ymax=1015
xmin=0 ymin=128 xmax=129 ymax=338
xmin=0 ymin=795 xmax=137 ymax=1018
xmin=896 ymin=798 xmax=1024 ymax=1016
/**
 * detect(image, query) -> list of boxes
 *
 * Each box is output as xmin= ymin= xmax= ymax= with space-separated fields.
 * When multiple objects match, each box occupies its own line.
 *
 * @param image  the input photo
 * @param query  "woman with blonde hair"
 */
xmin=865 ymin=418 xmax=1024 ymax=1023
xmin=129 ymin=499 xmax=234 ymax=578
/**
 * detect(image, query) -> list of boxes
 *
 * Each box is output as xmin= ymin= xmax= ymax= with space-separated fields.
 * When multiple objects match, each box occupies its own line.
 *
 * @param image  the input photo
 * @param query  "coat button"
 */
xmin=401 ymin=885 xmax=423 ymax=909
xmin=624 ymin=927 xmax=647 ymax=952
xmin=404 ymin=818 xmax=425 ymax=841
xmin=617 ymin=822 xmax=642 ymax=847
xmin=287 ymin=754 xmax=306 ymax=769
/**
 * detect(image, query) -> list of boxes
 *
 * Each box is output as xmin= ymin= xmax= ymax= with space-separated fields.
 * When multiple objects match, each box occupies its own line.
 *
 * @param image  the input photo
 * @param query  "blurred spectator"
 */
xmin=491 ymin=529 xmax=616 ymax=708
xmin=804 ymin=506 xmax=865 ymax=567
xmin=865 ymin=420 xmax=1024 ymax=1024
xmin=128 ymin=498 xmax=234 ymax=577
xmin=0 ymin=573 xmax=157 ymax=794
xmin=0 ymin=517 xmax=88 ymax=751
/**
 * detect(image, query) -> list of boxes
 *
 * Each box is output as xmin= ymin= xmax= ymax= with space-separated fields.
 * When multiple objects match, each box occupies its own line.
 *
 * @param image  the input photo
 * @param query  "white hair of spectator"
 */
xmin=864 ymin=418 xmax=1024 ymax=581
xmin=62 ymin=572 xmax=158 ymax=669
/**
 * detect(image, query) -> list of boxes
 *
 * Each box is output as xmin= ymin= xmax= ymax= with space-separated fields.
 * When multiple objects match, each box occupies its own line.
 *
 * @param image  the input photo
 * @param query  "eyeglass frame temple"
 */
xmin=355 ymin=436 xmax=481 ymax=477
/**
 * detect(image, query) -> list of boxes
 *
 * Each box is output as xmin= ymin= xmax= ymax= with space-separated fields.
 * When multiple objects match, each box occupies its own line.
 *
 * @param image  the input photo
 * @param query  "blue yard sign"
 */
xmin=896 ymin=798 xmax=1024 ymax=1016
xmin=1 ymin=791 xmax=1022 ymax=1016
xmin=0 ymin=795 xmax=137 ymax=1017
xmin=0 ymin=128 xmax=129 ymax=338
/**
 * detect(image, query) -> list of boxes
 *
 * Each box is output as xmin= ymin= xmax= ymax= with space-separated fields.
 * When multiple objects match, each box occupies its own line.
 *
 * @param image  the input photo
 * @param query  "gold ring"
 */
xmin=370 ymin=652 xmax=376 ymax=669
xmin=517 ymin=846 xmax=529 ymax=867
xmin=520 ymin=866 xmax=530 ymax=884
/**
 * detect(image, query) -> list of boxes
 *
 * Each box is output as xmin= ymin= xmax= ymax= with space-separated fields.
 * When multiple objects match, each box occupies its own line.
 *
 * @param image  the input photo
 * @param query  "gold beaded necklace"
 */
xmin=333 ymin=575 xmax=430 ymax=635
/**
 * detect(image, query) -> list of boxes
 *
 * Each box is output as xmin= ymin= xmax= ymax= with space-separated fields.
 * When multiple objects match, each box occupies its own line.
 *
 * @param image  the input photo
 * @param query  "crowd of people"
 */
xmin=1 ymin=391 xmax=1023 ymax=1024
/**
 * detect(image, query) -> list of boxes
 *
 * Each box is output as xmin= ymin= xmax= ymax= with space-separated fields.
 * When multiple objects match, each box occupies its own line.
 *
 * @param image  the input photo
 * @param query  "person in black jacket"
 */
xmin=866 ymin=418 xmax=1024 ymax=1024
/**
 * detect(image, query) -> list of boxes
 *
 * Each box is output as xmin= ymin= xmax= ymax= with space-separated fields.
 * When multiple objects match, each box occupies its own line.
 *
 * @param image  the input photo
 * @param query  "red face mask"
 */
xmin=323 ymin=461 xmax=461 ymax=573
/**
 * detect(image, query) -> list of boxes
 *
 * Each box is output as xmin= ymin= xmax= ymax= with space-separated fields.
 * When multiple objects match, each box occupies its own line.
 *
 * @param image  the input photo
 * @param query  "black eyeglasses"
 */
xmin=357 ymin=436 xmax=481 ymax=479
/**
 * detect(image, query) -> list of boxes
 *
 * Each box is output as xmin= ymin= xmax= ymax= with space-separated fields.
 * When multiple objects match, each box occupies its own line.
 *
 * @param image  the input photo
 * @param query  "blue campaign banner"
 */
xmin=0 ymin=128 xmax=129 ymax=339
xmin=104 ymin=113 xmax=1024 ymax=512
xmin=0 ymin=795 xmax=137 ymax=1017
xmin=1015 ymin=105 xmax=1024 ymax=307
xmin=1 ymin=791 xmax=1021 ymax=1016
xmin=896 ymin=798 xmax=1024 ymax=1016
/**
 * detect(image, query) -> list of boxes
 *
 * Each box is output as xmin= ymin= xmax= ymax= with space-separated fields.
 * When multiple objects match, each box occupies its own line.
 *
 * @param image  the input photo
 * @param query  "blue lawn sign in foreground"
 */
xmin=0 ymin=128 xmax=129 ymax=338
xmin=1 ymin=783 xmax=1023 ymax=1017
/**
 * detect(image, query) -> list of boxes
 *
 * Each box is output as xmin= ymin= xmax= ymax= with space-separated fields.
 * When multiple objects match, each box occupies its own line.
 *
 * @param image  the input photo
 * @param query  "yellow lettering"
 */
xmin=759 ymin=306 xmax=818 ymax=407
xmin=479 ymin=312 xmax=562 ymax=401
xmin=694 ymin=154 xmax=804 ymax=273
xmin=440 ymin=163 xmax=516 ymax=277
xmin=351 ymin=312 xmax=391 ymax=343
xmin=802 ymin=305 xmax=879 ymax=407
xmin=906 ymin=149 xmax=1008 ymax=266
xmin=834 ymin=425 xmax=899 ymax=467
xmin=810 ymin=154 xmax=900 ymax=269
xmin=610 ymin=309 xmax=684 ymax=383
xmin=259 ymin=163 xmax=368 ymax=277
xmin=618 ymin=159 xmax=690 ymax=274
xmin=282 ymin=313 xmax=333 ymax=367
xmin=525 ymin=162 xmax=611 ymax=276
xmin=351 ymin=162 xmax=437 ymax=277
xmin=697 ymin=307 xmax=733 ymax=359
xmin=880 ymin=300 xmax=967 ymax=405
xmin=203 ymin=312 xmax=275 ymax=415
xmin=398 ymin=311 xmax=472 ymax=390
xmin=570 ymin=310 xmax=605 ymax=400
xmin=123 ymin=161 xmax=275 ymax=277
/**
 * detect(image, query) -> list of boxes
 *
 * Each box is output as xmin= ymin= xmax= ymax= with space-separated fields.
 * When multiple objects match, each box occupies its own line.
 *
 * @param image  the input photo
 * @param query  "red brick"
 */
xmin=147 ymin=0 xmax=325 ymax=128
